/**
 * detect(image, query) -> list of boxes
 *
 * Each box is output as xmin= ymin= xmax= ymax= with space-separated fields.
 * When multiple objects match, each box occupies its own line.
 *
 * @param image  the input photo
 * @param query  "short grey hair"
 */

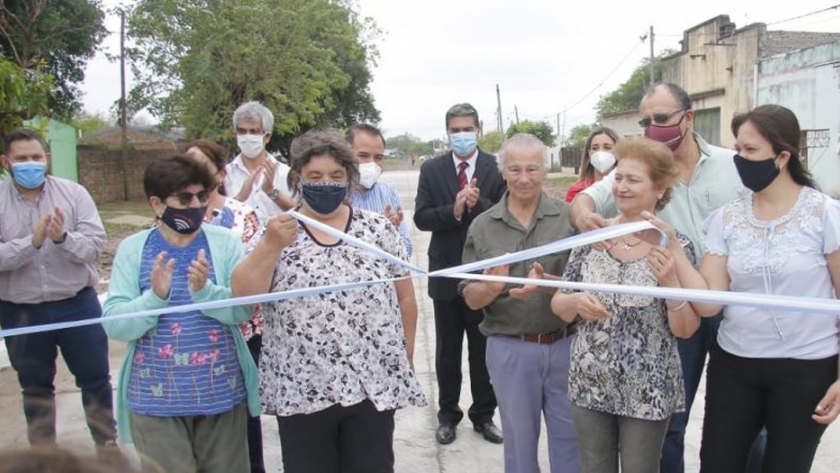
xmin=497 ymin=133 xmax=548 ymax=172
xmin=232 ymin=101 xmax=274 ymax=133
xmin=445 ymin=103 xmax=480 ymax=129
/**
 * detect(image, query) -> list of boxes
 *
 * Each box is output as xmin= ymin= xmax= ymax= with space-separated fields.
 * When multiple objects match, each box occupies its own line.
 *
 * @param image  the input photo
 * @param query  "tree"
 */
xmin=506 ymin=120 xmax=556 ymax=147
xmin=125 ymin=0 xmax=380 ymax=158
xmin=478 ymin=130 xmax=503 ymax=153
xmin=566 ymin=123 xmax=598 ymax=149
xmin=385 ymin=133 xmax=435 ymax=158
xmin=595 ymin=50 xmax=674 ymax=119
xmin=71 ymin=110 xmax=110 ymax=137
xmin=0 ymin=0 xmax=107 ymax=119
xmin=0 ymin=55 xmax=52 ymax=143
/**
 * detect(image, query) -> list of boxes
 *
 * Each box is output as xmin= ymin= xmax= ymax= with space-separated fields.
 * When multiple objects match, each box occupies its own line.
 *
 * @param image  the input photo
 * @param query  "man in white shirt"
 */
xmin=224 ymin=101 xmax=294 ymax=223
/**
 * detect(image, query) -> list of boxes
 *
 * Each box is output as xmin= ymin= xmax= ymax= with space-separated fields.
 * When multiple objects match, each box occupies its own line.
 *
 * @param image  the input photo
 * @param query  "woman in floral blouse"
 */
xmin=551 ymin=137 xmax=701 ymax=473
xmin=231 ymin=129 xmax=425 ymax=473
xmin=186 ymin=139 xmax=266 ymax=473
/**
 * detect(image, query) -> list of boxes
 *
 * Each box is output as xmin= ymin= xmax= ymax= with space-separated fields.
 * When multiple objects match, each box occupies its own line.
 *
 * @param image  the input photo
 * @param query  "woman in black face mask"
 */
xmin=102 ymin=156 xmax=260 ymax=473
xmin=651 ymin=104 xmax=840 ymax=472
xmin=231 ymin=129 xmax=425 ymax=473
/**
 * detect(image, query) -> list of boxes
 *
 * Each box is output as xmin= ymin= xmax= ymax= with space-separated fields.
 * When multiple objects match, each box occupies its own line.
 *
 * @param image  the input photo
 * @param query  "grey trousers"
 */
xmin=572 ymin=404 xmax=669 ymax=473
xmin=129 ymin=402 xmax=249 ymax=473
xmin=485 ymin=335 xmax=580 ymax=473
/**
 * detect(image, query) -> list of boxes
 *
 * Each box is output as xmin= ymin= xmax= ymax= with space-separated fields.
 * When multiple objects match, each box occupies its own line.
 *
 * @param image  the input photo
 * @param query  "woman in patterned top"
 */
xmin=103 ymin=156 xmax=259 ymax=473
xmin=551 ymin=137 xmax=702 ymax=473
xmin=231 ymin=129 xmax=425 ymax=473
xmin=186 ymin=139 xmax=266 ymax=473
xmin=654 ymin=105 xmax=840 ymax=472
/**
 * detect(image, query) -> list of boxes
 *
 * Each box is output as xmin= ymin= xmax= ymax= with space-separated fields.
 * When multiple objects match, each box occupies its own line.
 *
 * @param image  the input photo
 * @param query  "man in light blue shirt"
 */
xmin=346 ymin=124 xmax=413 ymax=256
xmin=569 ymin=83 xmax=756 ymax=473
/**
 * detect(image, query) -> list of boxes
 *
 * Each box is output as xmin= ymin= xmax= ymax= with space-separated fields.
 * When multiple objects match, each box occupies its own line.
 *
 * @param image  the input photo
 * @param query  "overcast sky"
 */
xmin=81 ymin=1 xmax=840 ymax=141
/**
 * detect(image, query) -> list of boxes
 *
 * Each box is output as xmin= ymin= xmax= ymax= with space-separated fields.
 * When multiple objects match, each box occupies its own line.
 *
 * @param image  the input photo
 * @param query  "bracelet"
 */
xmin=667 ymin=300 xmax=687 ymax=312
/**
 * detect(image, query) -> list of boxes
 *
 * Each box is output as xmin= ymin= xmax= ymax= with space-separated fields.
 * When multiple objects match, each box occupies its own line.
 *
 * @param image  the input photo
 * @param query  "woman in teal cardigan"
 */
xmin=103 ymin=156 xmax=259 ymax=473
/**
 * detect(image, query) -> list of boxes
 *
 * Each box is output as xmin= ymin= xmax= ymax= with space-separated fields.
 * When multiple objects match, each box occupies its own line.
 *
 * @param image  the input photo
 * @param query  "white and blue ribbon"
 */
xmin=1 ymin=216 xmax=836 ymax=339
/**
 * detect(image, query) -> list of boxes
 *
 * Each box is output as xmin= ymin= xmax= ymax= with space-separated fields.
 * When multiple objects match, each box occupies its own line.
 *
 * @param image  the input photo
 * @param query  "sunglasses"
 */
xmin=638 ymin=109 xmax=686 ymax=128
xmin=170 ymin=190 xmax=210 ymax=206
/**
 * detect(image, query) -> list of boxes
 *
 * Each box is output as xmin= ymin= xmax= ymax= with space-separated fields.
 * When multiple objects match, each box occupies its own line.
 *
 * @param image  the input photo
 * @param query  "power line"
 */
xmin=560 ymin=37 xmax=645 ymax=114
xmin=768 ymin=3 xmax=840 ymax=25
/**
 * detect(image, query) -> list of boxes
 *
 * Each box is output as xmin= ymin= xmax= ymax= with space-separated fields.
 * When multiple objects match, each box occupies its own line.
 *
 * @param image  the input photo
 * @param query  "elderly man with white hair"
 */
xmin=459 ymin=133 xmax=580 ymax=473
xmin=225 ymin=101 xmax=295 ymax=223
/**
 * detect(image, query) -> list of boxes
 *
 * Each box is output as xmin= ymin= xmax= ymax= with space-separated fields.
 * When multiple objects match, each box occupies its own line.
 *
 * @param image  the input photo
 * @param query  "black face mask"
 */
xmin=300 ymin=182 xmax=348 ymax=215
xmin=161 ymin=206 xmax=206 ymax=234
xmin=733 ymin=154 xmax=780 ymax=193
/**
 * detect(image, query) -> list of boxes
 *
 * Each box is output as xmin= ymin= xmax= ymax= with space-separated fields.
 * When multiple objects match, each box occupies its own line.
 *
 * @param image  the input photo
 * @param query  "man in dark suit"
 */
xmin=414 ymin=103 xmax=507 ymax=445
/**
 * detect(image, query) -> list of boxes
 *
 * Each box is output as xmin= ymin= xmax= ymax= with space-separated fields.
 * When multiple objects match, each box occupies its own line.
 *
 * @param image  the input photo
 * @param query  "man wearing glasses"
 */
xmin=569 ymin=82 xmax=752 ymax=473
xmin=0 ymin=129 xmax=120 ymax=454
xmin=225 ymin=101 xmax=294 ymax=223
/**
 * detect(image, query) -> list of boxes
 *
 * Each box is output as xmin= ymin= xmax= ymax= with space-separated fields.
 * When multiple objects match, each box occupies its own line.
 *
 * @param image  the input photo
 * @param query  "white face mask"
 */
xmin=358 ymin=162 xmax=382 ymax=189
xmin=590 ymin=151 xmax=616 ymax=174
xmin=237 ymin=134 xmax=265 ymax=159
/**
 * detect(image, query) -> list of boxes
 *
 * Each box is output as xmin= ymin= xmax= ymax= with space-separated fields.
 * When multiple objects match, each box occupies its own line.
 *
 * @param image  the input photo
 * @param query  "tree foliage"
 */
xmin=566 ymin=123 xmax=598 ymax=149
xmin=595 ymin=50 xmax=674 ymax=119
xmin=125 ymin=0 xmax=380 ymax=158
xmin=0 ymin=0 xmax=107 ymax=119
xmin=478 ymin=130 xmax=503 ymax=153
xmin=0 ymin=55 xmax=52 ymax=143
xmin=72 ymin=110 xmax=111 ymax=137
xmin=506 ymin=120 xmax=556 ymax=147
xmin=385 ymin=133 xmax=437 ymax=158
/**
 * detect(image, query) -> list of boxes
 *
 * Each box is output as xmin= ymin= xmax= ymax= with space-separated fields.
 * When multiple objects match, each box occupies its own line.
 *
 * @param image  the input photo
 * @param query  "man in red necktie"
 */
xmin=414 ymin=103 xmax=508 ymax=446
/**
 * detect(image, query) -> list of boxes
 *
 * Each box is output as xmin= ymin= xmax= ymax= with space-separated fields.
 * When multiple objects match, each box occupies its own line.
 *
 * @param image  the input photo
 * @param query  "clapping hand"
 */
xmin=151 ymin=251 xmax=175 ymax=299
xmin=510 ymin=262 xmax=547 ymax=299
xmin=384 ymin=204 xmax=403 ymax=227
xmin=188 ymin=248 xmax=210 ymax=293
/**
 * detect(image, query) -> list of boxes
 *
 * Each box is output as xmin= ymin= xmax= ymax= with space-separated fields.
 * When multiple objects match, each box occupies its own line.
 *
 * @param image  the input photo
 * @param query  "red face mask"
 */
xmin=644 ymin=122 xmax=686 ymax=151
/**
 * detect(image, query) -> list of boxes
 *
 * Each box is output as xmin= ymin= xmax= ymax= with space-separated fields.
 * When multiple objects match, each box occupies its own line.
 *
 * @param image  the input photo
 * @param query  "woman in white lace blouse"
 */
xmin=659 ymin=104 xmax=840 ymax=473
xmin=551 ymin=137 xmax=702 ymax=473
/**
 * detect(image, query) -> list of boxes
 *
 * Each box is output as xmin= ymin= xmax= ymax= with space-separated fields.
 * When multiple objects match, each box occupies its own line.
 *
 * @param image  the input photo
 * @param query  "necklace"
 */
xmin=620 ymin=236 xmax=644 ymax=251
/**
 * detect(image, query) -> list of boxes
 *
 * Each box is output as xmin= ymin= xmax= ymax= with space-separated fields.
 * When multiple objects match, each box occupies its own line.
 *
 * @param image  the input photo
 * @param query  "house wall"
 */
xmin=662 ymin=17 xmax=762 ymax=147
xmin=77 ymin=146 xmax=174 ymax=202
xmin=757 ymin=42 xmax=840 ymax=196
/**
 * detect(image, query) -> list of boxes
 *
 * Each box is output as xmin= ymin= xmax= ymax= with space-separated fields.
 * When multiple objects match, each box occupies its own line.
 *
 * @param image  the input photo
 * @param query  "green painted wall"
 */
xmin=23 ymin=117 xmax=78 ymax=182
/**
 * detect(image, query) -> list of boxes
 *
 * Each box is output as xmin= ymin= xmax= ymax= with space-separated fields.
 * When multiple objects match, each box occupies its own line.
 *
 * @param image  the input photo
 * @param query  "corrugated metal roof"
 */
xmin=761 ymin=31 xmax=840 ymax=58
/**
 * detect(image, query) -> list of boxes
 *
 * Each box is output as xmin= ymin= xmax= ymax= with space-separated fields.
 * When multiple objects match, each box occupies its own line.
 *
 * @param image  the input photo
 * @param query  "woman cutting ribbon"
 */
xmin=551 ymin=136 xmax=702 ymax=473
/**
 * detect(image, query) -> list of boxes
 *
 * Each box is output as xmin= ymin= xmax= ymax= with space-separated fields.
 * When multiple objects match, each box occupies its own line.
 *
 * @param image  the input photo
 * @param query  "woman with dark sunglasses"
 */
xmin=551 ymin=137 xmax=703 ymax=473
xmin=102 ymin=156 xmax=259 ymax=473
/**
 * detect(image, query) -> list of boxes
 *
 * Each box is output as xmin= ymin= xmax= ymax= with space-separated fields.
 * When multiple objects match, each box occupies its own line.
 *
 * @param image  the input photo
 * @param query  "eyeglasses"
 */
xmin=170 ymin=190 xmax=210 ymax=206
xmin=638 ymin=109 xmax=687 ymax=128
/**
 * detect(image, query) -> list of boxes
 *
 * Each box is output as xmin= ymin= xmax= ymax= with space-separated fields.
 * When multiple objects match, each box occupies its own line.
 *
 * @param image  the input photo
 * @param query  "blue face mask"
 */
xmin=301 ymin=181 xmax=348 ymax=215
xmin=12 ymin=161 xmax=47 ymax=189
xmin=450 ymin=132 xmax=478 ymax=157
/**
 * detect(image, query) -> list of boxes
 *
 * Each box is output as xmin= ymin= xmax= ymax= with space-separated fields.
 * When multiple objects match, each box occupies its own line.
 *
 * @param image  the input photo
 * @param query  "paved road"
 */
xmin=0 ymin=168 xmax=837 ymax=471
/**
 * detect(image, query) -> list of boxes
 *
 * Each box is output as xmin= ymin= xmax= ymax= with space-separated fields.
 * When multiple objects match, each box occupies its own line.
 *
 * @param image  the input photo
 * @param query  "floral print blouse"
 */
xmin=253 ymin=207 xmax=426 ymax=416
xmin=205 ymin=196 xmax=263 ymax=341
xmin=561 ymin=233 xmax=694 ymax=421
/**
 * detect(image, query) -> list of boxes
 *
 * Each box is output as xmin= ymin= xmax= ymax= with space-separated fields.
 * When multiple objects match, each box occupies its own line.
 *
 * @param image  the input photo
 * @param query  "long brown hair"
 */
xmin=580 ymin=127 xmax=620 ymax=181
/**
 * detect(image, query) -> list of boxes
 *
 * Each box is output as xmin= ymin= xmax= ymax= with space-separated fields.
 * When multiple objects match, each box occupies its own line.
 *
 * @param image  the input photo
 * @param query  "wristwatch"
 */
xmin=268 ymin=188 xmax=280 ymax=201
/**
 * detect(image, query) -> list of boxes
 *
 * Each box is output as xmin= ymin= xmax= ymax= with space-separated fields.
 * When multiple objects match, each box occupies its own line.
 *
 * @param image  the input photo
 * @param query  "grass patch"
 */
xmin=544 ymin=176 xmax=578 ymax=188
xmin=97 ymin=199 xmax=155 ymax=220
xmin=104 ymin=222 xmax=141 ymax=238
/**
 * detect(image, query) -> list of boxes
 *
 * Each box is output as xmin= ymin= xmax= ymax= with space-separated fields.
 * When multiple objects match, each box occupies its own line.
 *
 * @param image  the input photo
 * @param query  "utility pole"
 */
xmin=514 ymin=106 xmax=520 ymax=125
xmin=120 ymin=10 xmax=129 ymax=201
xmin=649 ymin=25 xmax=655 ymax=88
xmin=495 ymin=84 xmax=503 ymax=135
xmin=556 ymin=113 xmax=560 ymax=143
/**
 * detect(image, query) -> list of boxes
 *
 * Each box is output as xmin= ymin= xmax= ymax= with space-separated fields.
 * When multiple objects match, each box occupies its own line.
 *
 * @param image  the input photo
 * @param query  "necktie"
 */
xmin=457 ymin=161 xmax=469 ymax=190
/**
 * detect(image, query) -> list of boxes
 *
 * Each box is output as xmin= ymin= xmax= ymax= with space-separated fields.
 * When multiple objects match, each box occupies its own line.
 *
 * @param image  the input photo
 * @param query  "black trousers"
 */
xmin=0 ymin=287 xmax=116 ymax=445
xmin=433 ymin=297 xmax=497 ymax=426
xmin=246 ymin=335 xmax=264 ymax=473
xmin=276 ymin=400 xmax=395 ymax=473
xmin=700 ymin=345 xmax=837 ymax=473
